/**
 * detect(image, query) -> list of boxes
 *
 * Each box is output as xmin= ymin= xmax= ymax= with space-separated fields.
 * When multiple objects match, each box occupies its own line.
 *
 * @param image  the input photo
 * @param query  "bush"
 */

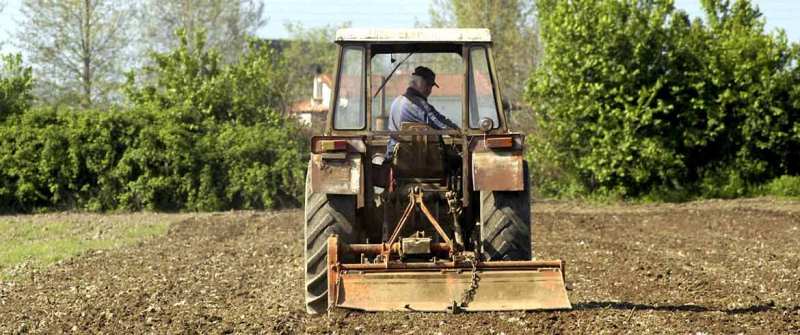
xmin=528 ymin=0 xmax=800 ymax=199
xmin=0 ymin=107 xmax=142 ymax=212
xmin=117 ymin=31 xmax=306 ymax=211
xmin=762 ymin=175 xmax=800 ymax=198
xmin=0 ymin=32 xmax=308 ymax=212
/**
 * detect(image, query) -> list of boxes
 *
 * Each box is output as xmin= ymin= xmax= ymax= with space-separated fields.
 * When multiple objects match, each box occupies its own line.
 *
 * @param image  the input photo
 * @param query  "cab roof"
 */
xmin=335 ymin=28 xmax=492 ymax=43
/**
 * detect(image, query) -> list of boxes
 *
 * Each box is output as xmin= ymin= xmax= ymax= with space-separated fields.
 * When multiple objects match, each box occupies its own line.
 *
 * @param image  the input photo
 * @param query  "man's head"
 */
xmin=409 ymin=66 xmax=438 ymax=97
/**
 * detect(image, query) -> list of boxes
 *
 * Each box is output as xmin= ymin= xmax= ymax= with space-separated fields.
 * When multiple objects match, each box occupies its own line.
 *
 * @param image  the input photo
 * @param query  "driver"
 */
xmin=385 ymin=66 xmax=459 ymax=159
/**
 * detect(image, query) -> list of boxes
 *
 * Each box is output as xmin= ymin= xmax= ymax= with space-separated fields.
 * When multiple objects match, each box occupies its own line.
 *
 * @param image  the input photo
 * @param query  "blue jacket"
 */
xmin=385 ymin=88 xmax=459 ymax=159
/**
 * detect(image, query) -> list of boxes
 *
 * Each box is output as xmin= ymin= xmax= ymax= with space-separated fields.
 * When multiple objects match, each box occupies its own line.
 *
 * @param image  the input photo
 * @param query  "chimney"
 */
xmin=313 ymin=65 xmax=323 ymax=103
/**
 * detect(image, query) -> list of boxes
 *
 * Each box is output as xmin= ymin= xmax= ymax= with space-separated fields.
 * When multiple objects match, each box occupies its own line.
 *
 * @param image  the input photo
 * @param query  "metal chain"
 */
xmin=445 ymin=190 xmax=464 ymax=249
xmin=460 ymin=255 xmax=480 ymax=307
xmin=445 ymin=190 xmax=462 ymax=215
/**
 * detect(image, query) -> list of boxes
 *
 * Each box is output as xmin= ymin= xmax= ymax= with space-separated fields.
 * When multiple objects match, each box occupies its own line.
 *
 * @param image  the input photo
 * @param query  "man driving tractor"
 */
xmin=385 ymin=66 xmax=460 ymax=160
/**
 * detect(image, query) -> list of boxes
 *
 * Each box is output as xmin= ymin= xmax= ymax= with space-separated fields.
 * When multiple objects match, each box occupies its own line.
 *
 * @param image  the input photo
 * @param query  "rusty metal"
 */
xmin=327 ymin=237 xmax=571 ymax=312
xmin=343 ymin=242 xmax=451 ymax=255
xmin=340 ymin=259 xmax=565 ymax=271
xmin=462 ymin=135 xmax=471 ymax=207
xmin=400 ymin=235 xmax=431 ymax=255
xmin=385 ymin=192 xmax=416 ymax=245
xmin=471 ymin=151 xmax=524 ymax=191
xmin=334 ymin=266 xmax=571 ymax=311
xmin=468 ymin=134 xmax=524 ymax=153
xmin=485 ymin=136 xmax=513 ymax=149
xmin=327 ymin=235 xmax=340 ymax=308
xmin=459 ymin=254 xmax=480 ymax=309
xmin=415 ymin=191 xmax=454 ymax=249
xmin=385 ymin=188 xmax=454 ymax=253
xmin=310 ymin=153 xmax=364 ymax=207
xmin=309 ymin=136 xmax=369 ymax=207
xmin=445 ymin=190 xmax=464 ymax=249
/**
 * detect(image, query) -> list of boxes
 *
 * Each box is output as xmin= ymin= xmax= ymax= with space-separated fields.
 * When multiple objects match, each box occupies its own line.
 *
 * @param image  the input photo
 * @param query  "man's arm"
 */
xmin=426 ymin=106 xmax=460 ymax=129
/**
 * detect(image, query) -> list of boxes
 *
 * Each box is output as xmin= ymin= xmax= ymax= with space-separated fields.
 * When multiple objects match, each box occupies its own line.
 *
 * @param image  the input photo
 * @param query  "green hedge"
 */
xmin=528 ymin=0 xmax=800 ymax=199
xmin=0 ymin=33 xmax=307 ymax=212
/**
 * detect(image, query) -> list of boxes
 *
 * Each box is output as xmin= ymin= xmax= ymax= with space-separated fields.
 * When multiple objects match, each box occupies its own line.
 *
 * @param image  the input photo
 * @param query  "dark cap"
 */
xmin=412 ymin=66 xmax=439 ymax=88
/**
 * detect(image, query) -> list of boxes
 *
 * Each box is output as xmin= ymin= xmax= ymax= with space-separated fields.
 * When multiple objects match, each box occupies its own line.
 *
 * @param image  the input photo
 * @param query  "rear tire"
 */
xmin=304 ymin=173 xmax=356 ymax=314
xmin=480 ymin=164 xmax=531 ymax=261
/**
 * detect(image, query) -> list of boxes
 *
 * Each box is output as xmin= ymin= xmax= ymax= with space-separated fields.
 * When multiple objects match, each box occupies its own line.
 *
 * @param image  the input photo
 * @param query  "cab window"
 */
xmin=468 ymin=47 xmax=499 ymax=129
xmin=370 ymin=52 xmax=464 ymax=130
xmin=334 ymin=47 xmax=365 ymax=130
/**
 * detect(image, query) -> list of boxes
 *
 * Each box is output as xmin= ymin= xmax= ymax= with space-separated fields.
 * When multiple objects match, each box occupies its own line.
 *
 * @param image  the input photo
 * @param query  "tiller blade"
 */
xmin=327 ymin=236 xmax=572 ymax=312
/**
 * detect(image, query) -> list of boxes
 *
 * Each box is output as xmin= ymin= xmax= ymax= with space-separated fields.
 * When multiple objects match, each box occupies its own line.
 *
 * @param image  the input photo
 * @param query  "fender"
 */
xmin=469 ymin=134 xmax=525 ymax=192
xmin=309 ymin=136 xmax=366 ymax=207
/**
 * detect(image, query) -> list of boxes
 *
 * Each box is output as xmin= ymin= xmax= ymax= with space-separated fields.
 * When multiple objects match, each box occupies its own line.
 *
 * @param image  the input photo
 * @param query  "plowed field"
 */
xmin=2 ymin=199 xmax=799 ymax=334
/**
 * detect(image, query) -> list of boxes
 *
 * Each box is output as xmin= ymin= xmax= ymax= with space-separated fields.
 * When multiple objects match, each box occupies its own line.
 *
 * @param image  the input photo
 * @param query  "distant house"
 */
xmin=289 ymin=73 xmax=332 ymax=127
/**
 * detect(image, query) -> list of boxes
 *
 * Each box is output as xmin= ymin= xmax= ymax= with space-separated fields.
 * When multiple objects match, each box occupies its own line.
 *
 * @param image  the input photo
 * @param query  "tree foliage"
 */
xmin=430 ymin=0 xmax=539 ymax=106
xmin=121 ymin=31 xmax=305 ymax=210
xmin=0 ymin=54 xmax=33 ymax=121
xmin=0 ymin=1 xmax=5 ymax=48
xmin=137 ymin=0 xmax=265 ymax=62
xmin=528 ymin=0 xmax=800 ymax=199
xmin=17 ymin=0 xmax=135 ymax=107
xmin=0 ymin=33 xmax=307 ymax=212
xmin=282 ymin=22 xmax=348 ymax=104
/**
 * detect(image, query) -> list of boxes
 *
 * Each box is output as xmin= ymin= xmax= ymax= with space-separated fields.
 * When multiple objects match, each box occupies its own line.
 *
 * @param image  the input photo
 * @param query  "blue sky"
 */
xmin=1 ymin=0 xmax=799 ymax=54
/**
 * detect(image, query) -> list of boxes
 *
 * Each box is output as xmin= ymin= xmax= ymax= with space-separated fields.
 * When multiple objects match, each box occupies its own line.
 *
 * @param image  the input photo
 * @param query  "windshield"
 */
xmin=370 ymin=52 xmax=464 ymax=130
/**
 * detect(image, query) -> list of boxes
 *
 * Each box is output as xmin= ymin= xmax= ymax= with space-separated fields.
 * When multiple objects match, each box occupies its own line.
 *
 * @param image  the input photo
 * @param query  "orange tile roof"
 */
xmin=371 ymin=73 xmax=465 ymax=97
xmin=290 ymin=99 xmax=329 ymax=114
xmin=319 ymin=74 xmax=333 ymax=87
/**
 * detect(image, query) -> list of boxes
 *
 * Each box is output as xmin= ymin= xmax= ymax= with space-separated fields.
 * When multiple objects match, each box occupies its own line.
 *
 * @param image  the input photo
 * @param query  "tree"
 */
xmin=527 ymin=0 xmax=800 ymax=199
xmin=429 ymin=0 xmax=539 ymax=109
xmin=137 ymin=0 xmax=265 ymax=62
xmin=0 ymin=54 xmax=33 ymax=121
xmin=17 ymin=0 xmax=135 ymax=107
xmin=120 ymin=31 xmax=305 ymax=210
xmin=0 ymin=1 xmax=5 ymax=49
xmin=282 ymin=22 xmax=349 ymax=105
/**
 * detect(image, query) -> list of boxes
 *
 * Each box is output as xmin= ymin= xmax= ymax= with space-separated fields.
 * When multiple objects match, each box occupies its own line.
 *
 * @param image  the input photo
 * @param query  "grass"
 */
xmin=762 ymin=175 xmax=800 ymax=198
xmin=0 ymin=213 xmax=190 ymax=280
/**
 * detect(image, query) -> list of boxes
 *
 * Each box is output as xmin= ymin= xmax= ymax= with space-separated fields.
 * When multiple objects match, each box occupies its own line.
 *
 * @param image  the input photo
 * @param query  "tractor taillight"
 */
xmin=319 ymin=140 xmax=348 ymax=152
xmin=485 ymin=136 xmax=514 ymax=149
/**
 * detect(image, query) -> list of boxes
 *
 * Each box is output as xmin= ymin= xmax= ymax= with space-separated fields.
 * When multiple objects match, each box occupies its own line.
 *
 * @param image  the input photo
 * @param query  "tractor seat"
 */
xmin=392 ymin=122 xmax=447 ymax=180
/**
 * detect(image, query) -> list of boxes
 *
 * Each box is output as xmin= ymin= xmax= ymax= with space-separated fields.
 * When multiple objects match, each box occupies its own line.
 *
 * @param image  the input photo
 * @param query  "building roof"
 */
xmin=372 ymin=73 xmax=465 ymax=97
xmin=318 ymin=74 xmax=333 ymax=87
xmin=335 ymin=28 xmax=491 ymax=43
xmin=290 ymin=99 xmax=329 ymax=114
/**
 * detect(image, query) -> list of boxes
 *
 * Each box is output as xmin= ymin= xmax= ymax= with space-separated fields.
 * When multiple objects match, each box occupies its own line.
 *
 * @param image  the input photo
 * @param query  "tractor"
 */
xmin=304 ymin=28 xmax=570 ymax=313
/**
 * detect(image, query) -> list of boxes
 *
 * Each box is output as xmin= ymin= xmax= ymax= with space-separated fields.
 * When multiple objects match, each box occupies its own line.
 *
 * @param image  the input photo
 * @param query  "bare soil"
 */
xmin=1 ymin=198 xmax=799 ymax=334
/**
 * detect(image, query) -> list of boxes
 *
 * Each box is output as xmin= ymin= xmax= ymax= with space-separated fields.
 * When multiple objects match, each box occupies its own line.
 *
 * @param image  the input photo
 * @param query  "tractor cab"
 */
xmin=327 ymin=28 xmax=505 ymax=135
